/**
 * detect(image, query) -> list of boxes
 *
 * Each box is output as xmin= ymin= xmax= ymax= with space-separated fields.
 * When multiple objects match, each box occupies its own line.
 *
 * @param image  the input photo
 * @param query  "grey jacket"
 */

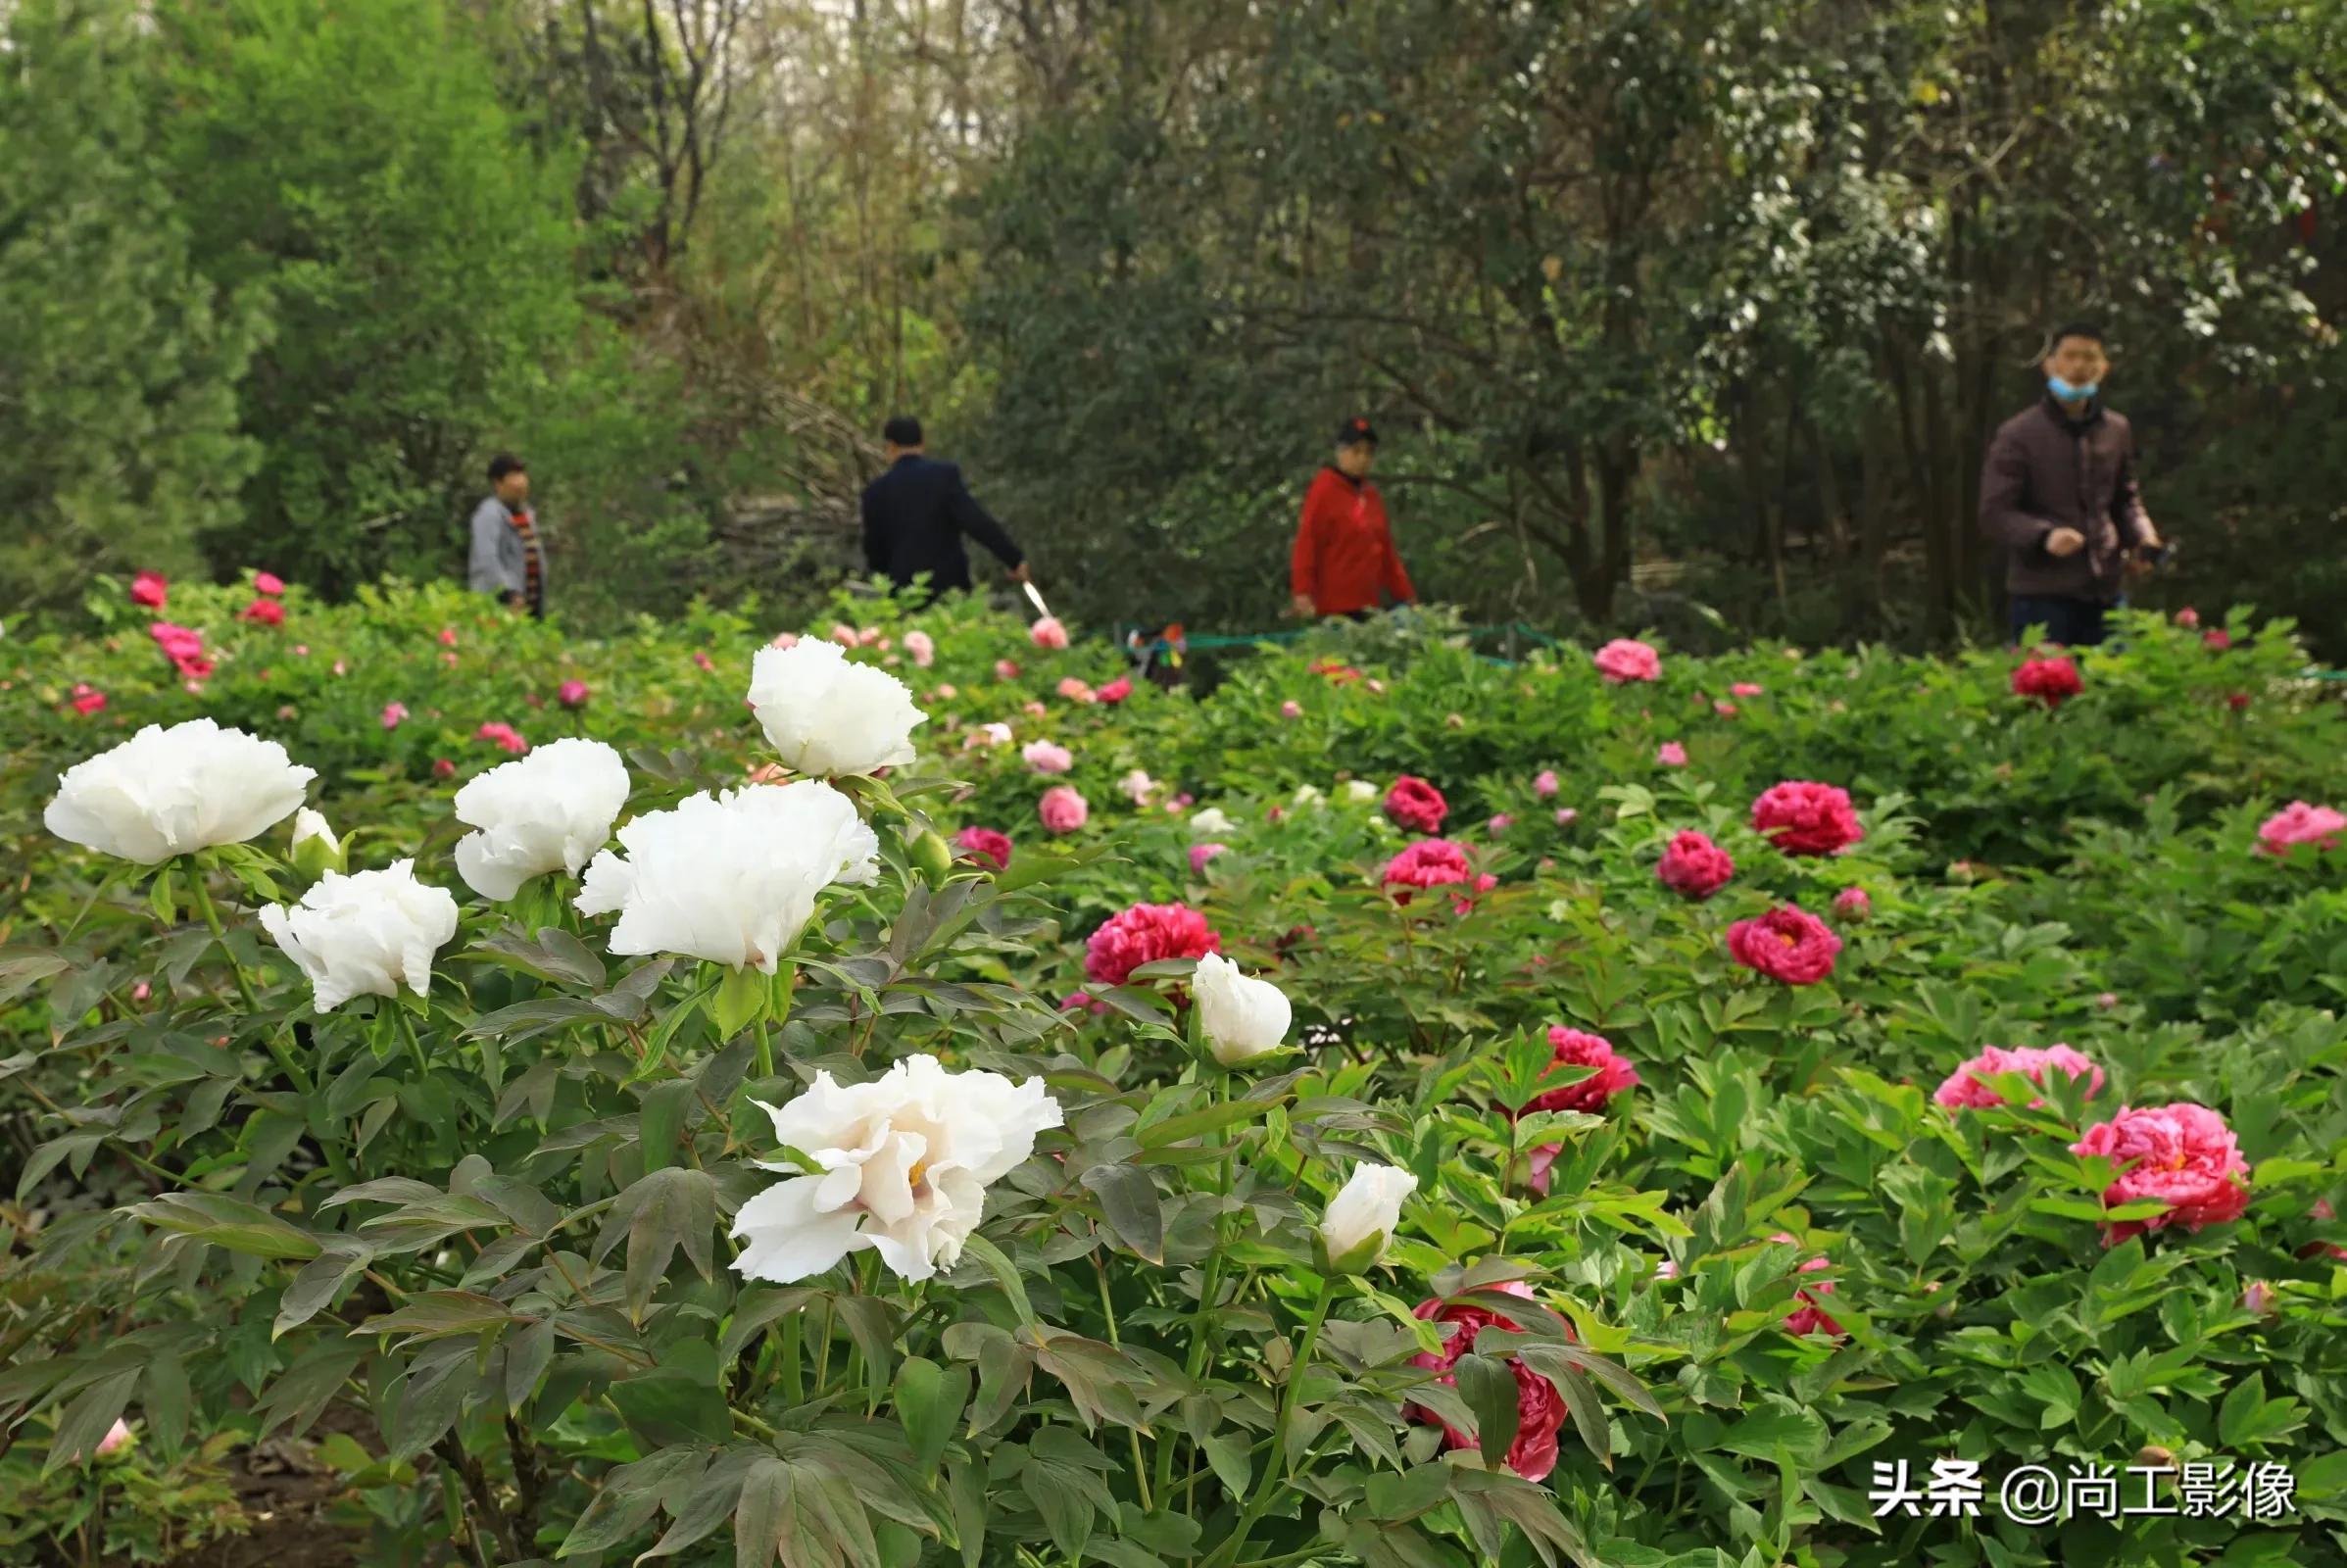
xmin=467 ymin=497 xmax=544 ymax=611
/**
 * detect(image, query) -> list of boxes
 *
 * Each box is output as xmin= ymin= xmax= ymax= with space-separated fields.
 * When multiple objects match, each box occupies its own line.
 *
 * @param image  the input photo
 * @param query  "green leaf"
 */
xmin=608 ymin=1369 xmax=730 ymax=1448
xmin=145 ymin=1350 xmax=190 ymax=1462
xmin=711 ymin=963 xmax=771 ymax=1039
xmin=558 ymin=1446 xmax=709 ymax=1557
xmin=896 ymin=1355 xmax=970 ymax=1479
xmin=597 ymin=1166 xmax=717 ymax=1318
xmin=126 ymin=1192 xmax=321 ymax=1260
xmin=1080 ymin=1163 xmax=1165 ymax=1262
xmin=1454 ymin=1352 xmax=1522 ymax=1470
xmin=955 ymin=1233 xmax=1040 ymax=1331
xmin=44 ymin=1365 xmax=141 ymax=1475
xmin=640 ymin=1077 xmax=697 ymax=1171
xmin=1711 ymin=1402 xmax=1826 ymax=1460
xmin=274 ymin=1242 xmax=372 ymax=1338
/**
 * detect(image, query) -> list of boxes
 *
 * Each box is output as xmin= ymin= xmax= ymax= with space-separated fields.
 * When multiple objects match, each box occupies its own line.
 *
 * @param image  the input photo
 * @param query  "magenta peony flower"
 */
xmin=1534 ymin=768 xmax=1560 ymax=799
xmin=1060 ymin=990 xmax=1111 ymax=1017
xmin=1404 ymin=1282 xmax=1565 ymax=1482
xmin=432 ymin=758 xmax=457 ymax=779
xmin=2012 ymin=657 xmax=2082 ymax=706
xmin=1098 ymin=677 xmax=1133 ymax=704
xmin=1488 ymin=813 xmax=1514 ymax=835
xmin=1726 ymin=906 xmax=1841 ymax=985
xmin=1384 ymin=775 xmax=1448 ymax=833
xmin=129 ymin=570 xmax=168 ymax=608
xmin=558 ymin=679 xmax=590 ymax=709
xmin=2258 ymin=802 xmax=2345 ymax=857
xmin=1523 ymin=1027 xmax=1639 ymax=1116
xmin=1022 ymin=740 xmax=1073 ymax=774
xmin=1381 ymin=839 xmax=1496 ymax=907
xmin=1933 ymin=1044 xmax=2105 ymax=1110
xmin=2071 ymin=1103 xmax=2252 ymax=1244
xmin=475 ymin=721 xmax=528 ymax=755
xmin=381 ymin=702 xmax=409 ymax=729
xmin=254 ymin=571 xmax=286 ymax=596
xmin=1056 ymin=676 xmax=1096 ymax=703
xmin=1084 ymin=902 xmax=1221 ymax=986
xmin=1656 ymin=830 xmax=1735 ymax=900
xmin=1751 ymin=780 xmax=1864 ymax=857
xmin=242 ymin=597 xmax=285 ymax=626
xmin=1656 ymin=741 xmax=1687 ymax=767
xmin=1833 ymin=886 xmax=1871 ymax=921
xmin=904 ymin=630 xmax=935 ymax=667
xmin=1593 ymin=638 xmax=1662 ymax=684
xmin=1189 ymin=843 xmax=1227 ymax=875
xmin=2203 ymin=629 xmax=2232 ymax=651
xmin=1770 ymin=1233 xmax=1844 ymax=1337
xmin=2175 ymin=607 xmax=2200 ymax=628
xmin=1039 ymin=785 xmax=1089 ymax=835
xmin=1731 ymin=682 xmax=1763 ymax=697
xmin=1030 ymin=615 xmax=1070 ymax=650
xmin=953 ymin=826 xmax=1012 ymax=871
xmin=69 ymin=683 xmax=107 ymax=715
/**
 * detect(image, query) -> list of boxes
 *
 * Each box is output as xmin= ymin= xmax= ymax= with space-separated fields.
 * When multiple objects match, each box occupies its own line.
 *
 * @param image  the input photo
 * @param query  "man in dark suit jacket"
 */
xmin=860 ymin=416 xmax=1029 ymax=597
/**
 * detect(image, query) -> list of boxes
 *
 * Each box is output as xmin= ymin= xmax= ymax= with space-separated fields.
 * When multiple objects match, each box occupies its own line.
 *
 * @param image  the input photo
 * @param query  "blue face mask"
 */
xmin=2048 ymin=374 xmax=2099 ymax=402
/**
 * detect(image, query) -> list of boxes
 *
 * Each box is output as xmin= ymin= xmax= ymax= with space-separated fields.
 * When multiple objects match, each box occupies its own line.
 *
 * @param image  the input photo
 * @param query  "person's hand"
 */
xmin=1005 ymin=562 xmax=1031 ymax=584
xmin=507 ymin=592 xmax=529 ymax=611
xmin=2044 ymin=527 xmax=2085 ymax=559
xmin=1291 ymin=593 xmax=1317 ymax=619
xmin=2134 ymin=520 xmax=2164 ymax=551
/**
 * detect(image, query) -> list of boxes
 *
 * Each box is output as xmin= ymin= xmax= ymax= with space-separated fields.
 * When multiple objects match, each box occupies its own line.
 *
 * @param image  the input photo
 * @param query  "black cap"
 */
xmin=883 ymin=415 xmax=923 ymax=447
xmin=1337 ymin=416 xmax=1378 ymax=446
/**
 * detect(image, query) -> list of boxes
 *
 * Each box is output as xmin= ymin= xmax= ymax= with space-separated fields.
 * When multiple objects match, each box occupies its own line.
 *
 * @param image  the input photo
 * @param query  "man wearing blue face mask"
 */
xmin=1979 ymin=321 xmax=2165 ymax=647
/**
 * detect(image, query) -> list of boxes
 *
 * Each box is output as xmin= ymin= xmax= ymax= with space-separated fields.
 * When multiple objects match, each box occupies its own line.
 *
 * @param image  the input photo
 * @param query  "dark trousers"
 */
xmin=2009 ymin=595 xmax=2110 ymax=649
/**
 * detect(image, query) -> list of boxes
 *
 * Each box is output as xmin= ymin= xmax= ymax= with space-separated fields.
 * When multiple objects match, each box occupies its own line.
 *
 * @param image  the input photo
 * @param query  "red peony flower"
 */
xmin=1770 ymin=1234 xmax=1844 ymax=1337
xmin=1404 ymin=1282 xmax=1565 ymax=1482
xmin=1084 ymin=902 xmax=1221 ymax=986
xmin=432 ymin=758 xmax=457 ymax=779
xmin=69 ymin=683 xmax=107 ymax=715
xmin=1522 ymin=1028 xmax=1639 ymax=1117
xmin=253 ymin=570 xmax=286 ymax=596
xmin=954 ymin=826 xmax=1013 ymax=871
xmin=129 ymin=570 xmax=169 ymax=608
xmin=1833 ymin=886 xmax=1871 ymax=920
xmin=1381 ymin=839 xmax=1496 ymax=907
xmin=2012 ymin=657 xmax=2082 ymax=706
xmin=1385 ymin=775 xmax=1448 ymax=833
xmin=1726 ymin=906 xmax=1841 ymax=985
xmin=1932 ymin=1044 xmax=2105 ymax=1110
xmin=1310 ymin=659 xmax=1362 ymax=685
xmin=2203 ymin=629 xmax=2232 ymax=651
xmin=2175 ymin=607 xmax=2200 ymax=628
xmin=1097 ymin=676 xmax=1133 ymax=704
xmin=1656 ymin=830 xmax=1734 ymax=900
xmin=475 ymin=720 xmax=529 ymax=755
xmin=1750 ymin=780 xmax=1864 ymax=857
xmin=2071 ymin=1103 xmax=2252 ymax=1245
xmin=558 ymin=679 xmax=590 ymax=709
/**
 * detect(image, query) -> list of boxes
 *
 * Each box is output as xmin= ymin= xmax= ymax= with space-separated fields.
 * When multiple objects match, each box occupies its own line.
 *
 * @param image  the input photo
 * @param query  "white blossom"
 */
xmin=452 ymin=738 xmax=630 ymax=901
xmin=1320 ymin=1163 xmax=1418 ymax=1265
xmin=45 ymin=718 xmax=316 ymax=862
xmin=1193 ymin=953 xmax=1292 ymax=1065
xmin=747 ymin=640 xmax=925 ymax=775
xmin=260 ymin=860 xmax=460 ymax=1012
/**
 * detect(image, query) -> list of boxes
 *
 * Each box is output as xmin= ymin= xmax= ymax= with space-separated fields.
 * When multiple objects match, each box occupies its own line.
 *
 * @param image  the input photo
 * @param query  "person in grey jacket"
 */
xmin=466 ymin=453 xmax=544 ymax=618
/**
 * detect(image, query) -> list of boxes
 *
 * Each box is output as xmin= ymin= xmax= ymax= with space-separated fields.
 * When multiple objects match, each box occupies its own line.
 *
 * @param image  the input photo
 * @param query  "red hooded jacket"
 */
xmin=1292 ymin=466 xmax=1414 ymax=616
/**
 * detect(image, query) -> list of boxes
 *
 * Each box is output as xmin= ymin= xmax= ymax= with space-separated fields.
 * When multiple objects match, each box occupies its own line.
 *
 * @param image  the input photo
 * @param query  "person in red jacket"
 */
xmin=1291 ymin=417 xmax=1417 ymax=620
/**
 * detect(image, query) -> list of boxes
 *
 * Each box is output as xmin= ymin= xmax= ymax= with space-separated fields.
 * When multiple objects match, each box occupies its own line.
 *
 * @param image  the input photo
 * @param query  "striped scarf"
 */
xmin=509 ymin=506 xmax=543 ymax=618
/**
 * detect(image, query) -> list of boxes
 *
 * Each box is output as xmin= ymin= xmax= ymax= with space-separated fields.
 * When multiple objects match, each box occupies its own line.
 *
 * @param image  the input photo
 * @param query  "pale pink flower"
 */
xmin=293 ymin=644 xmax=310 ymax=657
xmin=1023 ymin=740 xmax=1073 ymax=773
xmin=1488 ymin=814 xmax=1514 ymax=835
xmin=996 ymin=659 xmax=1021 ymax=680
xmin=132 ymin=981 xmax=151 ymax=1002
xmin=1554 ymin=808 xmax=1578 ymax=827
xmin=381 ymin=702 xmax=409 ymax=729
xmin=859 ymin=626 xmax=882 ymax=646
xmin=1932 ymin=1044 xmax=2105 ymax=1110
xmin=1057 ymin=676 xmax=1096 ymax=703
xmin=830 ymin=623 xmax=859 ymax=647
xmin=2258 ymin=802 xmax=2346 ymax=857
xmin=933 ymin=683 xmax=958 ymax=700
xmin=1280 ymin=700 xmax=1303 ymax=719
xmin=1190 ymin=843 xmax=1227 ymax=874
xmin=1534 ymin=769 xmax=1559 ymax=799
xmin=1593 ymin=638 xmax=1662 ymax=683
xmin=95 ymin=1419 xmax=134 ymax=1458
xmin=1118 ymin=768 xmax=1156 ymax=805
xmin=1030 ymin=615 xmax=1070 ymax=650
xmin=1039 ymin=785 xmax=1089 ymax=834
xmin=1731 ymin=682 xmax=1763 ymax=698
xmin=770 ymin=631 xmax=801 ymax=650
xmin=1656 ymin=742 xmax=1687 ymax=766
xmin=1023 ymin=700 xmax=1048 ymax=718
xmin=905 ymin=630 xmax=936 ymax=667
xmin=332 ymin=661 xmax=347 ymax=676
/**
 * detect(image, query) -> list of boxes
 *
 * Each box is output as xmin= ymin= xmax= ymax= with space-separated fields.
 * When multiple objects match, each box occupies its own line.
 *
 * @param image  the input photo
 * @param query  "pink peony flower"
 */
xmin=858 ymin=626 xmax=882 ymax=646
xmin=2012 ymin=657 xmax=2082 ymax=706
xmin=475 ymin=721 xmax=528 ymax=755
xmin=2203 ymin=629 xmax=2232 ymax=651
xmin=558 ymin=679 xmax=590 ymax=709
xmin=1030 ymin=615 xmax=1070 ymax=650
xmin=70 ymin=684 xmax=107 ymax=715
xmin=963 ymin=721 xmax=1013 ymax=751
xmin=2175 ymin=607 xmax=2200 ymax=628
xmin=2096 ymin=991 xmax=2120 ymax=1009
xmin=439 ymin=627 xmax=459 ymax=647
xmin=954 ymin=826 xmax=1013 ymax=871
xmin=1656 ymin=830 xmax=1735 ymax=900
xmin=1488 ymin=813 xmax=1514 ymax=835
xmin=693 ymin=651 xmax=715 ymax=671
xmin=1656 ymin=742 xmax=1687 ymax=767
xmin=254 ymin=571 xmax=286 ymax=596
xmin=1060 ymin=990 xmax=1112 ymax=1017
xmin=1404 ymin=1282 xmax=1565 ymax=1482
xmin=829 ymin=623 xmax=859 ymax=648
xmin=1056 ymin=676 xmax=1096 ymax=704
xmin=1833 ymin=887 xmax=1872 ymax=921
xmin=129 ymin=571 xmax=168 ymax=608
xmin=241 ymin=598 xmax=284 ymax=626
xmin=1593 ymin=638 xmax=1662 ymax=684
xmin=293 ymin=644 xmax=309 ymax=656
xmin=1726 ymin=906 xmax=1841 ymax=985
xmin=1523 ymin=1027 xmax=1640 ymax=1117
xmin=995 ymin=659 xmax=1021 ymax=680
xmin=381 ymin=702 xmax=409 ymax=729
xmin=1365 ymin=677 xmax=1387 ymax=695
xmin=2240 ymin=1280 xmax=2277 ymax=1315
xmin=1554 ymin=808 xmax=1578 ymax=827
xmin=1310 ymin=660 xmax=1361 ymax=685
xmin=2258 ymin=802 xmax=2345 ymax=857
xmin=1731 ymin=682 xmax=1763 ymax=698
xmin=1770 ymin=1234 xmax=1844 ymax=1337
xmin=904 ymin=629 xmax=935 ymax=667
xmin=1534 ymin=769 xmax=1559 ymax=799
xmin=1084 ymin=902 xmax=1221 ymax=986
xmin=1097 ymin=676 xmax=1133 ymax=705
xmin=1039 ymin=785 xmax=1089 ymax=835
xmin=1022 ymin=740 xmax=1073 ymax=773
xmin=2071 ymin=1103 xmax=2252 ymax=1244
xmin=332 ymin=660 xmax=346 ymax=676
xmin=2303 ymin=1199 xmax=2347 ymax=1263
xmin=1189 ymin=843 xmax=1227 ymax=875
xmin=1933 ymin=1044 xmax=2106 ymax=1110
xmin=1714 ymin=701 xmax=1738 ymax=716
xmin=95 ymin=1418 xmax=135 ymax=1458
xmin=1751 ymin=780 xmax=1864 ymax=857
xmin=1384 ymin=775 xmax=1448 ymax=833
xmin=770 ymin=631 xmax=801 ymax=650
xmin=1280 ymin=700 xmax=1303 ymax=719
xmin=432 ymin=758 xmax=457 ymax=779
xmin=1117 ymin=769 xmax=1156 ymax=806
xmin=1022 ymin=700 xmax=1048 ymax=718
xmin=1381 ymin=840 xmax=1496 ymax=907
xmin=132 ymin=981 xmax=151 ymax=1003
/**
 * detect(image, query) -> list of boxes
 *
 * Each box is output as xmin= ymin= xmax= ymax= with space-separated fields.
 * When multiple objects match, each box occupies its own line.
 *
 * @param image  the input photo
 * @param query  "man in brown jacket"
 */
xmin=1979 ymin=321 xmax=2165 ymax=647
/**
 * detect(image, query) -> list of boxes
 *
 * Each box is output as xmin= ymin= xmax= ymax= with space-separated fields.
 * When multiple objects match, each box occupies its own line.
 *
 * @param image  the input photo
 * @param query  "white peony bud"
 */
xmin=1343 ymin=779 xmax=1380 ymax=804
xmin=1188 ymin=807 xmax=1236 ymax=838
xmin=732 ymin=1054 xmax=1063 ymax=1283
xmin=452 ymin=738 xmax=630 ymax=901
xmin=1292 ymin=784 xmax=1326 ymax=808
xmin=45 ymin=718 xmax=318 ymax=863
xmin=574 ymin=782 xmax=877 ymax=973
xmin=1193 ymin=953 xmax=1293 ymax=1065
xmin=1319 ymin=1162 xmax=1417 ymax=1267
xmin=260 ymin=859 xmax=460 ymax=1012
xmin=289 ymin=808 xmax=344 ymax=877
xmin=746 ymin=640 xmax=926 ymax=776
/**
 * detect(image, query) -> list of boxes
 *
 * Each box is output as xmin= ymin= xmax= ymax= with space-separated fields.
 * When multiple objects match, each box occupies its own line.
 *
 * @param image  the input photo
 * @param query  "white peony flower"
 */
xmin=747 ymin=639 xmax=925 ymax=775
xmin=289 ymin=808 xmax=344 ymax=877
xmin=45 ymin=718 xmax=318 ymax=863
xmin=1319 ymin=1162 xmax=1418 ymax=1265
xmin=260 ymin=859 xmax=460 ymax=1012
xmin=452 ymin=738 xmax=631 ymax=901
xmin=1343 ymin=780 xmax=1380 ymax=804
xmin=1193 ymin=953 xmax=1292 ymax=1065
xmin=573 ymin=782 xmax=878 ymax=972
xmin=1188 ymin=807 xmax=1236 ymax=838
xmin=732 ymin=1054 xmax=1063 ymax=1283
xmin=1293 ymin=784 xmax=1326 ymax=808
xmin=1118 ymin=768 xmax=1156 ymax=806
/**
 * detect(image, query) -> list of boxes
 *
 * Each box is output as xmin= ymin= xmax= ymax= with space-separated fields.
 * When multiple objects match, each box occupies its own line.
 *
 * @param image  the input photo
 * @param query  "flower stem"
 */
xmin=1209 ymin=1276 xmax=1340 ymax=1568
xmin=188 ymin=867 xmax=261 ymax=1014
xmin=752 ymin=1015 xmax=774 ymax=1083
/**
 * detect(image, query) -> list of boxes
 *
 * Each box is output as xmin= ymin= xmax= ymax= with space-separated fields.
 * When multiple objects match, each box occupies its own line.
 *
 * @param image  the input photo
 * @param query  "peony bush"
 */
xmin=1 ymin=578 xmax=2344 ymax=1568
